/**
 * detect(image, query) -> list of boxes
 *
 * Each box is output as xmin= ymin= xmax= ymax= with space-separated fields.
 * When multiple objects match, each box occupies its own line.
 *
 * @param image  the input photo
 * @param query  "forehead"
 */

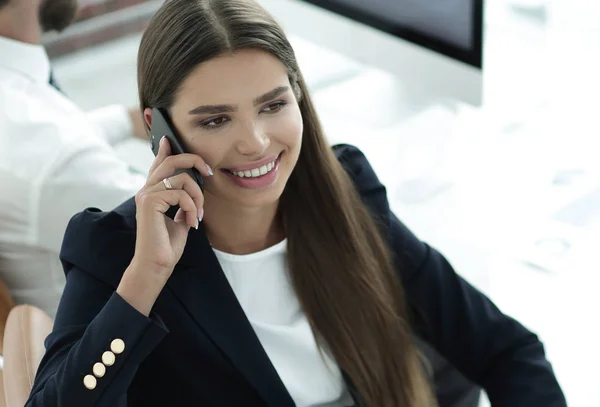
xmin=175 ymin=48 xmax=290 ymax=105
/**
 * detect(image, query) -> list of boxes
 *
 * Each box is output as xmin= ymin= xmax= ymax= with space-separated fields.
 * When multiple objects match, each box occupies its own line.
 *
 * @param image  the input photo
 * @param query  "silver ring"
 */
xmin=162 ymin=177 xmax=173 ymax=190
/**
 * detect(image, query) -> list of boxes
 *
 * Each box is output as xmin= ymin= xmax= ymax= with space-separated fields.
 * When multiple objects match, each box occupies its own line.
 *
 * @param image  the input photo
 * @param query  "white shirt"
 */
xmin=213 ymin=239 xmax=354 ymax=407
xmin=0 ymin=36 xmax=146 ymax=316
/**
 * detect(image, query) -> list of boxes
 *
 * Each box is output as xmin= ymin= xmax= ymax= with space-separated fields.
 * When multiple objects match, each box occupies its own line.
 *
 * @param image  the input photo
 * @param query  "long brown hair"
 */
xmin=138 ymin=1 xmax=436 ymax=405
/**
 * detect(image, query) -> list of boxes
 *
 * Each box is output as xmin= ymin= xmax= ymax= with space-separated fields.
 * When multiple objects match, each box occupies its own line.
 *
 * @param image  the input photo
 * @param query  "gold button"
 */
xmin=83 ymin=374 xmax=97 ymax=390
xmin=93 ymin=362 xmax=106 ymax=378
xmin=110 ymin=338 xmax=125 ymax=354
xmin=102 ymin=351 xmax=115 ymax=366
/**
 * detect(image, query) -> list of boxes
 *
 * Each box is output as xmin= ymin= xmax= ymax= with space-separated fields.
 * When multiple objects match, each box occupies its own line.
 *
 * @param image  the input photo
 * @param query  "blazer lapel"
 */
xmin=342 ymin=371 xmax=364 ymax=407
xmin=166 ymin=224 xmax=294 ymax=407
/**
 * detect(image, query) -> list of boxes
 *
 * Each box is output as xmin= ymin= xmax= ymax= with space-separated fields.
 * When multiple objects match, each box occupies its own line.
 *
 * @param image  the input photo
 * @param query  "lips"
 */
xmin=222 ymin=153 xmax=283 ymax=189
xmin=223 ymin=153 xmax=282 ymax=179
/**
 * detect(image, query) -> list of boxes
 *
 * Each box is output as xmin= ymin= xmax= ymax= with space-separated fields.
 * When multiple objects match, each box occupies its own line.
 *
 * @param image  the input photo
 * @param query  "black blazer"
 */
xmin=27 ymin=145 xmax=566 ymax=407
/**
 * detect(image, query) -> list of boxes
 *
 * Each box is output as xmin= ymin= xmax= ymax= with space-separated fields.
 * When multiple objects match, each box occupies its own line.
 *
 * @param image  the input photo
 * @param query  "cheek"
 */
xmin=186 ymin=136 xmax=229 ymax=169
xmin=269 ymin=107 xmax=303 ymax=146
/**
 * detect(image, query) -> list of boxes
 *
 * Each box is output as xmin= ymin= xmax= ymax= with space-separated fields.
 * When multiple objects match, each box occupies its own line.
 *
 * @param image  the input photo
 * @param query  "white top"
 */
xmin=213 ymin=239 xmax=354 ymax=407
xmin=0 ymin=36 xmax=146 ymax=316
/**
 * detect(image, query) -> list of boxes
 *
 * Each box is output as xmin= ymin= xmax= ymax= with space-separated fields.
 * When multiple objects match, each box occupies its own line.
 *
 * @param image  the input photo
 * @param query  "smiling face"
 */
xmin=156 ymin=49 xmax=303 ymax=211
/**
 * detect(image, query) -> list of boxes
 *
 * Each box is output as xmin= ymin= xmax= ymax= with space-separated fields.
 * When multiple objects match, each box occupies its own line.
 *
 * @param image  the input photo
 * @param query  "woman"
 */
xmin=27 ymin=0 xmax=566 ymax=406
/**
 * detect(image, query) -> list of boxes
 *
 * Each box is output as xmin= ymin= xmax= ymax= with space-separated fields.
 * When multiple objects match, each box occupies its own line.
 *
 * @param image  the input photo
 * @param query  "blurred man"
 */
xmin=0 ymin=0 xmax=147 ymax=316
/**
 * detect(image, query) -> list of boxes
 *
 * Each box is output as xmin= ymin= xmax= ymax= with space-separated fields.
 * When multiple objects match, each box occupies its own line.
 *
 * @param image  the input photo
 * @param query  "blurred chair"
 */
xmin=0 ymin=370 xmax=6 ymax=407
xmin=0 ymin=280 xmax=16 ymax=354
xmin=0 ymin=281 xmax=14 ymax=407
xmin=2 ymin=305 xmax=53 ymax=407
xmin=0 ymin=280 xmax=15 ymax=407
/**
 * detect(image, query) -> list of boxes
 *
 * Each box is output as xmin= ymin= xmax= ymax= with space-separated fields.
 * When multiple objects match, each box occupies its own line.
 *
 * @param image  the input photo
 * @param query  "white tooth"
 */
xmin=244 ymin=170 xmax=252 ymax=177
xmin=259 ymin=165 xmax=268 ymax=175
xmin=237 ymin=171 xmax=246 ymax=177
xmin=267 ymin=162 xmax=273 ymax=171
xmin=251 ymin=168 xmax=260 ymax=177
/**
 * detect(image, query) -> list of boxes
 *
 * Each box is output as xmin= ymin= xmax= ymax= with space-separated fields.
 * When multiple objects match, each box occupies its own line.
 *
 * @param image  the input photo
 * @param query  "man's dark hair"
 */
xmin=0 ymin=0 xmax=10 ymax=9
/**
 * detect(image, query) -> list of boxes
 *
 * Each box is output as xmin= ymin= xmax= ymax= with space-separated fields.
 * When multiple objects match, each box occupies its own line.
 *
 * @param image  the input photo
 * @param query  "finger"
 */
xmin=148 ymin=136 xmax=172 ymax=175
xmin=148 ymin=153 xmax=212 ymax=185
xmin=147 ymin=172 xmax=204 ymax=218
xmin=147 ymin=153 xmax=213 ymax=186
xmin=174 ymin=208 xmax=187 ymax=224
xmin=139 ymin=190 xmax=198 ymax=229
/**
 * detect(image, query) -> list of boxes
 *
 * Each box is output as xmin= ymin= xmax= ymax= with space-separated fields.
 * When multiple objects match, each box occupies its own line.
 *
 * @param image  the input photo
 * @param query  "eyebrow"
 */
xmin=188 ymin=86 xmax=290 ymax=115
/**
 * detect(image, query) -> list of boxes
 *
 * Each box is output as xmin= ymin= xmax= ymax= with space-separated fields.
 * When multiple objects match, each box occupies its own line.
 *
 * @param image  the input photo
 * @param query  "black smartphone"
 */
xmin=150 ymin=107 xmax=204 ymax=191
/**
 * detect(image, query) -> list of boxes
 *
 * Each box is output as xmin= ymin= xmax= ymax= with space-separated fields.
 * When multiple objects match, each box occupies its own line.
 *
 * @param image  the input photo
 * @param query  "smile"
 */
xmin=222 ymin=153 xmax=283 ymax=189
xmin=227 ymin=157 xmax=278 ymax=178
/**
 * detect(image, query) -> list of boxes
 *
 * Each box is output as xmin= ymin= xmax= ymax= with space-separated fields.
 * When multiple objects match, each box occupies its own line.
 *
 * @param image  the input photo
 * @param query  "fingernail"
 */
xmin=159 ymin=136 xmax=166 ymax=148
xmin=198 ymin=208 xmax=204 ymax=224
xmin=206 ymin=164 xmax=214 ymax=176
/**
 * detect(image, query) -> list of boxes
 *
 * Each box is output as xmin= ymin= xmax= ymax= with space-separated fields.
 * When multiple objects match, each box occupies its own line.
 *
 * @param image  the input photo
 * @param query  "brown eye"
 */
xmin=199 ymin=116 xmax=229 ymax=129
xmin=261 ymin=102 xmax=287 ymax=113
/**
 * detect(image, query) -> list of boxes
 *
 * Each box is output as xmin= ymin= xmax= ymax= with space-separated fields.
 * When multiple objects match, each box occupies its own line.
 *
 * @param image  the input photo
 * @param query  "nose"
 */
xmin=235 ymin=122 xmax=270 ymax=157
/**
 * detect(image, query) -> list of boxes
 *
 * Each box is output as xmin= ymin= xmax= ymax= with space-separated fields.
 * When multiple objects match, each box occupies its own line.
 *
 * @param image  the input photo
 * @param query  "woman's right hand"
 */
xmin=117 ymin=137 xmax=212 ymax=316
xmin=131 ymin=136 xmax=211 ymax=279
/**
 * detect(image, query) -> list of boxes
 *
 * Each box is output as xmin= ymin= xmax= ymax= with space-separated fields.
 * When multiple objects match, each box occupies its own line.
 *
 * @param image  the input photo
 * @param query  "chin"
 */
xmin=229 ymin=180 xmax=287 ymax=209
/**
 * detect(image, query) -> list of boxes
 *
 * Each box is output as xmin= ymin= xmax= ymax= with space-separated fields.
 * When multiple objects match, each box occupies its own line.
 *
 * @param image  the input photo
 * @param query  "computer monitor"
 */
xmin=260 ymin=0 xmax=484 ymax=106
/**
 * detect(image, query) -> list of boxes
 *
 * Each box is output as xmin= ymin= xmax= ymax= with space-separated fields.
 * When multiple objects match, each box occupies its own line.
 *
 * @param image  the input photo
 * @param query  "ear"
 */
xmin=143 ymin=107 xmax=153 ymax=128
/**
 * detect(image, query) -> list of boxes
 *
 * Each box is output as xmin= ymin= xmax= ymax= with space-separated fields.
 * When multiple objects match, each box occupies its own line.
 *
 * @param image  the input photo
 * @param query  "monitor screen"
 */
xmin=299 ymin=0 xmax=484 ymax=68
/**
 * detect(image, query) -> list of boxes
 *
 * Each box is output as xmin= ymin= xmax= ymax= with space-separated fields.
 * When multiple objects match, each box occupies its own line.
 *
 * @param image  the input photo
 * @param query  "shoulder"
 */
xmin=0 ymin=80 xmax=114 ymax=195
xmin=333 ymin=144 xmax=429 ymax=271
xmin=59 ymin=197 xmax=138 ymax=289
xmin=333 ymin=144 xmax=378 ymax=180
xmin=0 ymin=78 xmax=108 ymax=152
xmin=333 ymin=144 xmax=391 ymax=223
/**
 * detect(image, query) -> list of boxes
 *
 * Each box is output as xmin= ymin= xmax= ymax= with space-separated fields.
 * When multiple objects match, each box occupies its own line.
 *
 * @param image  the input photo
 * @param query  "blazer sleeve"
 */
xmin=336 ymin=144 xmax=567 ymax=407
xmin=26 ymin=267 xmax=168 ymax=406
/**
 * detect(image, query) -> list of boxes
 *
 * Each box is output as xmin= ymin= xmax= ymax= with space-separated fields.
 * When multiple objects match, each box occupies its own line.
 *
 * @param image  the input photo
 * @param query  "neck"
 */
xmin=0 ymin=4 xmax=42 ymax=44
xmin=203 ymin=194 xmax=284 ymax=255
